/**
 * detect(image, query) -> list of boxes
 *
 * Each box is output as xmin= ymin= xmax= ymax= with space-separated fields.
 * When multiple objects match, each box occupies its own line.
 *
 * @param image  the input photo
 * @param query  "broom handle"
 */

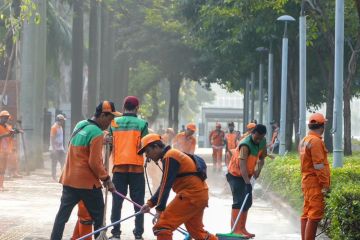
xmin=231 ymin=193 xmax=250 ymax=233
xmin=113 ymin=190 xmax=189 ymax=236
xmin=77 ymin=212 xmax=142 ymax=240
xmin=102 ymin=143 xmax=110 ymax=225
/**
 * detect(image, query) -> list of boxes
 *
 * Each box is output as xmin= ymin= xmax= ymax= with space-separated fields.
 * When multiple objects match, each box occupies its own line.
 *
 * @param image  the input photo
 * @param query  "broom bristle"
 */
xmin=216 ymin=233 xmax=247 ymax=240
xmin=95 ymin=231 xmax=108 ymax=240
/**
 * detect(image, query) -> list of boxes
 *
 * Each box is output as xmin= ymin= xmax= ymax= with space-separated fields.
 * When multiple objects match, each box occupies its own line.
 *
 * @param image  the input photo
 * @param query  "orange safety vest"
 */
xmin=111 ymin=115 xmax=148 ymax=166
xmin=225 ymin=132 xmax=237 ymax=150
xmin=228 ymin=135 xmax=266 ymax=177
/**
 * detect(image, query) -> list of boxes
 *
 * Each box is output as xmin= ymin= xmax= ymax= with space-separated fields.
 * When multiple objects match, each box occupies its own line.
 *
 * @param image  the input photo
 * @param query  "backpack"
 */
xmin=176 ymin=153 xmax=208 ymax=181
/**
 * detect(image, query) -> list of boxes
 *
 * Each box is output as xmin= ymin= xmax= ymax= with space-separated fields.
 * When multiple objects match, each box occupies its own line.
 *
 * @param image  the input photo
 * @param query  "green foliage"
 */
xmin=260 ymin=152 xmax=360 ymax=239
xmin=326 ymin=184 xmax=360 ymax=240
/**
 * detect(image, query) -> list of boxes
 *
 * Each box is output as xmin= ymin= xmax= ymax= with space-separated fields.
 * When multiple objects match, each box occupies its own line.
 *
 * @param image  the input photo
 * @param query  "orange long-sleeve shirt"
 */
xmin=299 ymin=131 xmax=330 ymax=189
xmin=209 ymin=130 xmax=225 ymax=147
xmin=60 ymin=120 xmax=109 ymax=189
xmin=0 ymin=123 xmax=14 ymax=154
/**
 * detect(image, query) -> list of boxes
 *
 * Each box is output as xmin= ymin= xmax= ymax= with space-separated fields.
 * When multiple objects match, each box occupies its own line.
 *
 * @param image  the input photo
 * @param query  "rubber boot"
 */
xmin=301 ymin=218 xmax=308 ymax=240
xmin=156 ymin=232 xmax=173 ymax=240
xmin=71 ymin=219 xmax=80 ymax=240
xmin=78 ymin=220 xmax=92 ymax=240
xmin=305 ymin=219 xmax=318 ymax=240
xmin=239 ymin=211 xmax=255 ymax=238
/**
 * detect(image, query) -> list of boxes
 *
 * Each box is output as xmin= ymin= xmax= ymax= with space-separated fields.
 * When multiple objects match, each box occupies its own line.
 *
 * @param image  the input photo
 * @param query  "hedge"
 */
xmin=260 ymin=152 xmax=360 ymax=240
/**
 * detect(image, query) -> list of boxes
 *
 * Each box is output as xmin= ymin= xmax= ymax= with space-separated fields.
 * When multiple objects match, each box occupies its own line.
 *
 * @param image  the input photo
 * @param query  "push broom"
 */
xmin=113 ymin=190 xmax=190 ymax=239
xmin=77 ymin=212 xmax=143 ymax=240
xmin=216 ymin=192 xmax=250 ymax=240
xmin=95 ymin=142 xmax=111 ymax=240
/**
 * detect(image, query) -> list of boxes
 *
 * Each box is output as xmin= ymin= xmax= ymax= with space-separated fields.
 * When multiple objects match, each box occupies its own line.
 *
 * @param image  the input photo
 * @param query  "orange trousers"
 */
xmin=212 ymin=147 xmax=223 ymax=170
xmin=71 ymin=201 xmax=93 ymax=240
xmin=0 ymin=154 xmax=8 ymax=175
xmin=6 ymin=151 xmax=19 ymax=175
xmin=153 ymin=194 xmax=217 ymax=240
xmin=301 ymin=187 xmax=325 ymax=221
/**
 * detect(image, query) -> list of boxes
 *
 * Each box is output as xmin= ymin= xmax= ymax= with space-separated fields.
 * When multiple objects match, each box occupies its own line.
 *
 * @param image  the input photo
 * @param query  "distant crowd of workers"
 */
xmin=0 ymin=95 xmax=330 ymax=240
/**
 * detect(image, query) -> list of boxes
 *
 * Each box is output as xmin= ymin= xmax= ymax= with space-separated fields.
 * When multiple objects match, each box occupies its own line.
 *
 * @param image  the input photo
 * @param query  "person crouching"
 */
xmin=139 ymin=134 xmax=217 ymax=240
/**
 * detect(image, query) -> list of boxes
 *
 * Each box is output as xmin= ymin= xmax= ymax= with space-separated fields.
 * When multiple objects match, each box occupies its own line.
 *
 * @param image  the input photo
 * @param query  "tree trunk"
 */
xmin=285 ymin=89 xmax=294 ymax=151
xmin=20 ymin=0 xmax=47 ymax=170
xmin=113 ymin=53 xmax=129 ymax=107
xmin=87 ymin=0 xmax=99 ymax=116
xmin=288 ymin=43 xmax=300 ymax=149
xmin=272 ymin=46 xmax=282 ymax=123
xmin=100 ymin=4 xmax=115 ymax=101
xmin=343 ymin=36 xmax=360 ymax=155
xmin=316 ymin=48 xmax=334 ymax=151
xmin=71 ymin=0 xmax=84 ymax=129
xmin=168 ymin=76 xmax=182 ymax=132
xmin=147 ymin=88 xmax=159 ymax=125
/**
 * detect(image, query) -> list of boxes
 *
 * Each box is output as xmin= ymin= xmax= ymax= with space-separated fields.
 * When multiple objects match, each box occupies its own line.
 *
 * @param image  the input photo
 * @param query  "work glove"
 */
xmin=152 ymin=211 xmax=161 ymax=225
xmin=103 ymin=177 xmax=115 ymax=192
xmin=140 ymin=204 xmax=151 ymax=214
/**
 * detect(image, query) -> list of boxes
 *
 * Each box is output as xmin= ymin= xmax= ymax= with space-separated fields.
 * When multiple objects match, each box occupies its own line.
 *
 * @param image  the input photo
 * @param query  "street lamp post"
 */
xmin=244 ymin=78 xmax=250 ymax=132
xmin=267 ymin=41 xmax=274 ymax=143
xmin=250 ymin=71 xmax=255 ymax=122
xmin=256 ymin=47 xmax=268 ymax=124
xmin=277 ymin=15 xmax=295 ymax=156
xmin=299 ymin=3 xmax=307 ymax=141
xmin=333 ymin=0 xmax=344 ymax=167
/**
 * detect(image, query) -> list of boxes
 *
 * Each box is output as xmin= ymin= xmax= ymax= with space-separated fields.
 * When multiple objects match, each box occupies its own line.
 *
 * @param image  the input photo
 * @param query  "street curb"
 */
xmin=258 ymin=184 xmax=330 ymax=240
xmin=258 ymin=186 xmax=300 ymax=228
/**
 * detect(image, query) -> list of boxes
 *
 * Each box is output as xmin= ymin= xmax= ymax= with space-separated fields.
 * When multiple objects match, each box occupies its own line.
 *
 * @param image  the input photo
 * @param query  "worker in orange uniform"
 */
xmin=161 ymin=128 xmax=175 ymax=146
xmin=209 ymin=122 xmax=225 ymax=171
xmin=50 ymin=101 xmax=118 ymax=240
xmin=268 ymin=120 xmax=279 ymax=154
xmin=239 ymin=123 xmax=256 ymax=142
xmin=6 ymin=115 xmax=22 ymax=179
xmin=225 ymin=122 xmax=237 ymax=166
xmin=139 ymin=134 xmax=217 ymax=240
xmin=298 ymin=113 xmax=330 ymax=240
xmin=227 ymin=124 xmax=267 ymax=239
xmin=110 ymin=96 xmax=149 ymax=240
xmin=50 ymin=114 xmax=66 ymax=181
xmin=173 ymin=123 xmax=196 ymax=154
xmin=0 ymin=111 xmax=18 ymax=190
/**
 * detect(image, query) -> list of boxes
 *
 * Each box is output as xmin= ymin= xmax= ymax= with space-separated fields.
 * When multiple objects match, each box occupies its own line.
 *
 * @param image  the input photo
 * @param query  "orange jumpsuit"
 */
xmin=225 ymin=132 xmax=237 ymax=166
xmin=173 ymin=132 xmax=196 ymax=154
xmin=146 ymin=147 xmax=217 ymax=240
xmin=209 ymin=130 xmax=225 ymax=170
xmin=0 ymin=123 xmax=14 ymax=189
xmin=299 ymin=131 xmax=330 ymax=222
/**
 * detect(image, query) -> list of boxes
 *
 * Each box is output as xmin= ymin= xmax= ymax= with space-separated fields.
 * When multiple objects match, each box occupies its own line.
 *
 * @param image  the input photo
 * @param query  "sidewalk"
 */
xmin=0 ymin=149 xmax=305 ymax=240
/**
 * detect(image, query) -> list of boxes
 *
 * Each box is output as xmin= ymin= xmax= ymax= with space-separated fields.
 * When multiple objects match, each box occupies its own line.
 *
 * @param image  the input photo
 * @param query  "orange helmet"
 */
xmin=138 ymin=133 xmax=162 ymax=154
xmin=0 ymin=110 xmax=10 ymax=117
xmin=186 ymin=123 xmax=196 ymax=132
xmin=308 ymin=113 xmax=327 ymax=125
xmin=246 ymin=122 xmax=256 ymax=130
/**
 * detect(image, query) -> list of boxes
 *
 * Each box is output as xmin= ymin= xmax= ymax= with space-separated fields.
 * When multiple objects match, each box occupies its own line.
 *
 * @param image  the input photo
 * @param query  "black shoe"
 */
xmin=133 ymin=230 xmax=143 ymax=240
xmin=109 ymin=234 xmax=120 ymax=240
